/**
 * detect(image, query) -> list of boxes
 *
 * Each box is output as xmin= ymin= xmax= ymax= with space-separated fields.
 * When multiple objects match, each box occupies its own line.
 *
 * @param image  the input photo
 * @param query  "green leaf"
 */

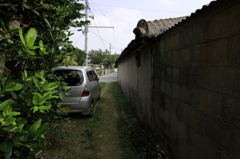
xmin=19 ymin=28 xmax=26 ymax=48
xmin=35 ymin=123 xmax=50 ymax=136
xmin=2 ymin=125 xmax=17 ymax=132
xmin=32 ymin=77 xmax=40 ymax=91
xmin=0 ymin=142 xmax=12 ymax=152
xmin=5 ymin=83 xmax=22 ymax=92
xmin=26 ymin=28 xmax=37 ymax=47
xmin=8 ymin=28 xmax=19 ymax=33
xmin=47 ymin=82 xmax=58 ymax=90
xmin=1 ymin=21 xmax=9 ymax=31
xmin=13 ymin=140 xmax=24 ymax=148
xmin=44 ymin=18 xmax=51 ymax=28
xmin=43 ymin=81 xmax=49 ymax=91
xmin=3 ymin=105 xmax=12 ymax=118
xmin=32 ymin=10 xmax=39 ymax=15
xmin=0 ymin=99 xmax=13 ymax=111
xmin=31 ymin=106 xmax=39 ymax=113
xmin=22 ymin=2 xmax=30 ymax=9
xmin=4 ymin=150 xmax=12 ymax=159
xmin=24 ymin=49 xmax=36 ymax=55
xmin=29 ymin=119 xmax=42 ymax=137
xmin=15 ymin=119 xmax=26 ymax=132
xmin=5 ymin=117 xmax=16 ymax=125
xmin=38 ymin=93 xmax=51 ymax=105
xmin=32 ymin=94 xmax=40 ymax=105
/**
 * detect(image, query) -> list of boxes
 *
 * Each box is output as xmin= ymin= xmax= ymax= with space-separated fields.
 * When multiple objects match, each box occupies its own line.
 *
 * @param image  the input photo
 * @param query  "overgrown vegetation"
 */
xmin=111 ymin=82 xmax=162 ymax=159
xmin=0 ymin=0 xmax=88 ymax=158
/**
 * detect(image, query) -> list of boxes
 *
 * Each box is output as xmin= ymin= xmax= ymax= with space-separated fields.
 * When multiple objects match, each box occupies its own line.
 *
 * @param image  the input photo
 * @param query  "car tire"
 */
xmin=97 ymin=88 xmax=101 ymax=100
xmin=88 ymin=103 xmax=94 ymax=117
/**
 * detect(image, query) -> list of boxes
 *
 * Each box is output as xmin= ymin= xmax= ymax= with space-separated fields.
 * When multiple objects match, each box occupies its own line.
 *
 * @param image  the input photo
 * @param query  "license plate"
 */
xmin=57 ymin=106 xmax=70 ymax=112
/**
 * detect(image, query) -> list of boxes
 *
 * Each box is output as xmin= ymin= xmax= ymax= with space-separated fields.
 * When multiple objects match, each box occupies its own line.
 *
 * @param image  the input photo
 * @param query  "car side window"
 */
xmin=87 ymin=71 xmax=94 ymax=81
xmin=87 ymin=70 xmax=98 ymax=82
xmin=92 ymin=71 xmax=98 ymax=81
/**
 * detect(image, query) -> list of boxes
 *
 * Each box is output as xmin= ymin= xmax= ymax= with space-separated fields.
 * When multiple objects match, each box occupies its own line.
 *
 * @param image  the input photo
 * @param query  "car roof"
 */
xmin=53 ymin=66 xmax=92 ymax=71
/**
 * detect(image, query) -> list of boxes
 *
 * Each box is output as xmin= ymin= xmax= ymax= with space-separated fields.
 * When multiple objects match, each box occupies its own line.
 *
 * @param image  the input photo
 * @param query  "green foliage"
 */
xmin=88 ymin=49 xmax=118 ymax=68
xmin=0 ymin=0 xmax=88 ymax=158
xmin=62 ymin=48 xmax=86 ymax=66
xmin=0 ymin=69 xmax=70 ymax=158
xmin=0 ymin=0 xmax=89 ymax=76
xmin=88 ymin=49 xmax=106 ymax=64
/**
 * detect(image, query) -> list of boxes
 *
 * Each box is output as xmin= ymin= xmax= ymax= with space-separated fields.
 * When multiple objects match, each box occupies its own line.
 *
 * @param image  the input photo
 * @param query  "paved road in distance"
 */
xmin=99 ymin=72 xmax=117 ymax=83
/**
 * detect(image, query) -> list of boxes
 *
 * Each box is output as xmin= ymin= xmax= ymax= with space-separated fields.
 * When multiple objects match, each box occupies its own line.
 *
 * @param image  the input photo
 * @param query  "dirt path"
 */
xmin=92 ymin=83 xmax=122 ymax=159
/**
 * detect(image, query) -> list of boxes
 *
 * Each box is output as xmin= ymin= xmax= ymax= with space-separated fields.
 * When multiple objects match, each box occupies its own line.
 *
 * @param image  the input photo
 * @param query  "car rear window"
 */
xmin=54 ymin=70 xmax=84 ymax=86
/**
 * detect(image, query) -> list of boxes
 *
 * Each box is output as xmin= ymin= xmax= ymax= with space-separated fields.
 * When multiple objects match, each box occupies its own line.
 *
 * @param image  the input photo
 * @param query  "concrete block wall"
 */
xmin=117 ymin=44 xmax=152 ymax=123
xmin=151 ymin=1 xmax=240 ymax=158
xmin=117 ymin=0 xmax=240 ymax=158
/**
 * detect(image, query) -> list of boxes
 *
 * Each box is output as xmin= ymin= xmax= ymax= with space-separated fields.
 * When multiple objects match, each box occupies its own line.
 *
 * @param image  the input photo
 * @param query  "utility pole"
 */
xmin=84 ymin=0 xmax=89 ymax=66
xmin=109 ymin=43 xmax=114 ymax=54
xmin=83 ymin=0 xmax=114 ymax=66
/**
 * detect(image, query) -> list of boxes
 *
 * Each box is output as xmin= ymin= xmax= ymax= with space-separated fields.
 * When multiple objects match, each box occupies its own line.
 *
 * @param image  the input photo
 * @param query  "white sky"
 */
xmin=69 ymin=0 xmax=213 ymax=55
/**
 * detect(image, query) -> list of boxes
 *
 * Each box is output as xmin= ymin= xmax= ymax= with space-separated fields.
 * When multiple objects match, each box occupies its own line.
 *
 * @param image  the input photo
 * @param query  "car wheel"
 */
xmin=97 ymin=88 xmax=101 ymax=100
xmin=88 ymin=103 xmax=94 ymax=117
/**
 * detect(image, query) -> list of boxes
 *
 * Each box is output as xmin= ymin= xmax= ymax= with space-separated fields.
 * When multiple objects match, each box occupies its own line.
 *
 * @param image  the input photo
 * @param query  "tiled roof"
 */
xmin=133 ymin=17 xmax=187 ymax=39
xmin=115 ymin=0 xmax=219 ymax=63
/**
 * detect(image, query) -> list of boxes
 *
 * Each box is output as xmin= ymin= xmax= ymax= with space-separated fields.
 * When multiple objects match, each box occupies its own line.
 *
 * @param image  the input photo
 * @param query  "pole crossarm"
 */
xmin=88 ymin=26 xmax=114 ymax=29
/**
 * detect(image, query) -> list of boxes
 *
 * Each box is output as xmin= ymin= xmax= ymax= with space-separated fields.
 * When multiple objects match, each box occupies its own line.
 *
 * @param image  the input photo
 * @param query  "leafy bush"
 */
xmin=0 ymin=0 xmax=88 ymax=158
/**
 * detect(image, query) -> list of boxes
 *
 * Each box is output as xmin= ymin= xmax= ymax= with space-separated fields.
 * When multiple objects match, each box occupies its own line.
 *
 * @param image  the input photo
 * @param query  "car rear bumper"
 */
xmin=59 ymin=96 xmax=92 ymax=114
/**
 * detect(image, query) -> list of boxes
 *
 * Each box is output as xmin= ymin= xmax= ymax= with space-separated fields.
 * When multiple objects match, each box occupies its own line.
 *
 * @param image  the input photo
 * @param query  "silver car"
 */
xmin=54 ymin=66 xmax=101 ymax=116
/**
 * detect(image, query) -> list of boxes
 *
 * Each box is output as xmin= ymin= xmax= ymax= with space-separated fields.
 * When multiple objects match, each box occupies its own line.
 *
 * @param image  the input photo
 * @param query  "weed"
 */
xmin=111 ymin=82 xmax=160 ymax=159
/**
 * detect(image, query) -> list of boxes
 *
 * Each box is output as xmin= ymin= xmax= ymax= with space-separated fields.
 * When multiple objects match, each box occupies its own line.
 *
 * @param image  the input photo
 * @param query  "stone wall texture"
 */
xmin=117 ymin=0 xmax=240 ymax=158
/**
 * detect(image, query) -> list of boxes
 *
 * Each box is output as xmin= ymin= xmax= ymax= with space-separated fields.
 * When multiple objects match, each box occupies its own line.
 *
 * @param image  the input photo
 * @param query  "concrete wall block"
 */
xmin=172 ymin=83 xmax=180 ymax=100
xmin=208 ymin=7 xmax=235 ymax=40
xmin=230 ymin=4 xmax=240 ymax=35
xmin=180 ymin=86 xmax=192 ymax=106
xmin=165 ymin=35 xmax=178 ymax=52
xmin=180 ymin=102 xmax=204 ymax=132
xmin=164 ymin=125 xmax=179 ymax=146
xmin=187 ymin=127 xmax=219 ymax=159
xmin=233 ymin=68 xmax=240 ymax=96
xmin=160 ymin=80 xmax=165 ymax=92
xmin=192 ymin=39 xmax=228 ymax=67
xmin=204 ymin=67 xmax=234 ymax=94
xmin=172 ymin=68 xmax=180 ymax=83
xmin=189 ymin=67 xmax=205 ymax=88
xmin=230 ymin=35 xmax=240 ymax=67
xmin=221 ymin=97 xmax=240 ymax=128
xmin=192 ymin=19 xmax=209 ymax=43
xmin=162 ymin=52 xmax=173 ymax=66
xmin=198 ymin=90 xmax=222 ymax=118
xmin=165 ymin=81 xmax=172 ymax=97
xmin=179 ymin=48 xmax=192 ymax=67
xmin=172 ymin=51 xmax=181 ymax=67
xmin=166 ymin=67 xmax=173 ymax=82
xmin=178 ymin=139 xmax=204 ymax=159
xmin=179 ymin=67 xmax=191 ymax=86
xmin=179 ymin=26 xmax=193 ymax=47
xmin=204 ymin=115 xmax=240 ymax=158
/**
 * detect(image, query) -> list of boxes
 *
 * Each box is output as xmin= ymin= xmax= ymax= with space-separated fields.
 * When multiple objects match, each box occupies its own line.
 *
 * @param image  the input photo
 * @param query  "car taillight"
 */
xmin=82 ymin=86 xmax=90 ymax=96
xmin=82 ymin=91 xmax=90 ymax=96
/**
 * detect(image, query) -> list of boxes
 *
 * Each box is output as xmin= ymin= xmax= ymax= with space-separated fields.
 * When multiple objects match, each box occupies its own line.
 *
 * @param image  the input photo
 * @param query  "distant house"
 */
xmin=116 ymin=0 xmax=240 ymax=158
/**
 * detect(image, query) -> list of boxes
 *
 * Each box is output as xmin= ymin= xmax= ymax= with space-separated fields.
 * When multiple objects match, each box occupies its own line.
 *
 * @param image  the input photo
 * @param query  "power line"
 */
xmin=89 ymin=2 xmax=133 ymax=49
xmin=74 ymin=33 xmax=83 ymax=46
xmin=89 ymin=30 xmax=109 ymax=46
xmin=92 ymin=3 xmax=190 ymax=13
xmin=90 ymin=3 xmax=135 ymax=26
